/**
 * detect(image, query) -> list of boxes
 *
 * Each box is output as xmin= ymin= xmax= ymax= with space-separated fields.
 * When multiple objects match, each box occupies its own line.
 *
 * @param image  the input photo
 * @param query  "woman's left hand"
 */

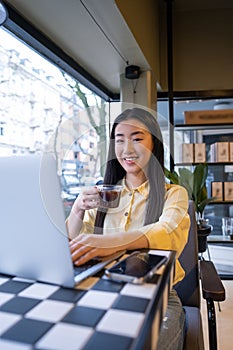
xmin=69 ymin=233 xmax=126 ymax=266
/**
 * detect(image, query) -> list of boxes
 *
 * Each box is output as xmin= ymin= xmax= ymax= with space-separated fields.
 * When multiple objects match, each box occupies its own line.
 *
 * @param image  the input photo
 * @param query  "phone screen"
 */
xmin=107 ymin=251 xmax=167 ymax=278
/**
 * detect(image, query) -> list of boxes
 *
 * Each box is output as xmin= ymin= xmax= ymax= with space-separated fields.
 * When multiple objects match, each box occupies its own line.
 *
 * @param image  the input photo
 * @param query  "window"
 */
xmin=0 ymin=27 xmax=110 ymax=213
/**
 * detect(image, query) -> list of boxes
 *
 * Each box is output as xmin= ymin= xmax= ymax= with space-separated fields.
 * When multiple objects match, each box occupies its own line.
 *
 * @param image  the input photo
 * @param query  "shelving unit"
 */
xmin=173 ymin=122 xmax=233 ymax=236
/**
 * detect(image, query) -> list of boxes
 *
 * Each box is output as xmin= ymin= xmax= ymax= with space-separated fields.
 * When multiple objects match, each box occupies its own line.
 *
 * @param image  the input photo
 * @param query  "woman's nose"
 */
xmin=123 ymin=139 xmax=134 ymax=152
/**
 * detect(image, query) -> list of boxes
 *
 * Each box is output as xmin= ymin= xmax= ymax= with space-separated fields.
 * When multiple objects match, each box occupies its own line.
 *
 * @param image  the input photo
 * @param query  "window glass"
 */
xmin=0 ymin=28 xmax=110 ymax=213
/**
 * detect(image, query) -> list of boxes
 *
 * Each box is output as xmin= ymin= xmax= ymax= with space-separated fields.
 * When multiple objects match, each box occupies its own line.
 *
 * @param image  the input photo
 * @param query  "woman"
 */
xmin=67 ymin=107 xmax=190 ymax=349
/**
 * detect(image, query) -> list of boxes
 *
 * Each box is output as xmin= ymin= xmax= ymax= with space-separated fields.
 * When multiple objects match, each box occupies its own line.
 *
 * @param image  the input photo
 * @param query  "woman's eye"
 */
xmin=115 ymin=138 xmax=143 ymax=144
xmin=133 ymin=138 xmax=143 ymax=143
xmin=115 ymin=139 xmax=124 ymax=144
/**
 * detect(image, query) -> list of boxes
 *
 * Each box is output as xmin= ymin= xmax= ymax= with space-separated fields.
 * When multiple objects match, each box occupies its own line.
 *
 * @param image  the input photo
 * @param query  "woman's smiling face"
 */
xmin=114 ymin=118 xmax=154 ymax=179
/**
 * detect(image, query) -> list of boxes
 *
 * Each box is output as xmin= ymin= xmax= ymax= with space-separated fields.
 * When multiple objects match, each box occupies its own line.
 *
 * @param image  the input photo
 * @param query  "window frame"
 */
xmin=3 ymin=2 xmax=120 ymax=102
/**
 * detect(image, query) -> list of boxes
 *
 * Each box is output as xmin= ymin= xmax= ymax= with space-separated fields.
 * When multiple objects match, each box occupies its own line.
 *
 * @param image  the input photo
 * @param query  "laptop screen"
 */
xmin=0 ymin=154 xmax=76 ymax=287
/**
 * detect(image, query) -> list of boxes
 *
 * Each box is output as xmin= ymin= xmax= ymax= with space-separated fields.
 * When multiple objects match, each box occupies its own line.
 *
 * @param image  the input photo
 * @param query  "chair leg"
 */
xmin=206 ymin=298 xmax=217 ymax=350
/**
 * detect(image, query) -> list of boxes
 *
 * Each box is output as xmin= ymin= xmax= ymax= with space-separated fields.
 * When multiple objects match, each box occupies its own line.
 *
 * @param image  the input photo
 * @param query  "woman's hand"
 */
xmin=69 ymin=232 xmax=149 ymax=266
xmin=70 ymin=233 xmax=123 ymax=265
xmin=66 ymin=186 xmax=100 ymax=240
xmin=72 ymin=186 xmax=100 ymax=217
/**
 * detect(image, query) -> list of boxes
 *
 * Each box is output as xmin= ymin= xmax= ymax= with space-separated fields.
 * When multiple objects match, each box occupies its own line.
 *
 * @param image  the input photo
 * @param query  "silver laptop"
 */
xmin=0 ymin=154 xmax=124 ymax=287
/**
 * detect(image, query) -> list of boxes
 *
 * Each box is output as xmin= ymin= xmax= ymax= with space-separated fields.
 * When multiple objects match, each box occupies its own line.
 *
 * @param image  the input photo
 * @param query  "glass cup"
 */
xmin=97 ymin=184 xmax=123 ymax=208
xmin=222 ymin=217 xmax=233 ymax=237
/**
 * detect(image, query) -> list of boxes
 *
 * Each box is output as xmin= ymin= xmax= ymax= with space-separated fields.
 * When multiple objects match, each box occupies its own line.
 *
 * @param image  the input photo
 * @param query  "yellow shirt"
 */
xmin=81 ymin=181 xmax=190 ymax=285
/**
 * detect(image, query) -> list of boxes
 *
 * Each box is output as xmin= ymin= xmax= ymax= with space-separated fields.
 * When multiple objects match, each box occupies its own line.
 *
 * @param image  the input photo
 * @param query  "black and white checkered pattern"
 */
xmin=0 ymin=251 xmax=175 ymax=350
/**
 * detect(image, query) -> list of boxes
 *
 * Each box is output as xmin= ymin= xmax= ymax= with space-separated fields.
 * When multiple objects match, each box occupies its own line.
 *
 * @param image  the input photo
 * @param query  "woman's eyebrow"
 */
xmin=131 ymin=131 xmax=145 ymax=136
xmin=115 ymin=131 xmax=145 ymax=137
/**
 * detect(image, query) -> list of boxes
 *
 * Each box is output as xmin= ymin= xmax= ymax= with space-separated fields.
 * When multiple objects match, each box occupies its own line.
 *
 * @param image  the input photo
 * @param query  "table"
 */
xmin=206 ymin=235 xmax=233 ymax=279
xmin=208 ymin=235 xmax=233 ymax=244
xmin=0 ymin=250 xmax=175 ymax=350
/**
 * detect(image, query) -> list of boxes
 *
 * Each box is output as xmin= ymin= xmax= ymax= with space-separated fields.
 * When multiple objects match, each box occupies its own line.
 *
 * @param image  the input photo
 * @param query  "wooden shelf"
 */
xmin=175 ymin=123 xmax=233 ymax=130
xmin=208 ymin=201 xmax=233 ymax=205
xmin=175 ymin=162 xmax=233 ymax=166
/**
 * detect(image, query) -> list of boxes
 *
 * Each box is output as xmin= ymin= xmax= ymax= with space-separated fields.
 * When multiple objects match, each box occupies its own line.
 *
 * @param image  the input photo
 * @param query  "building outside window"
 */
xmin=0 ymin=27 xmax=110 ymax=213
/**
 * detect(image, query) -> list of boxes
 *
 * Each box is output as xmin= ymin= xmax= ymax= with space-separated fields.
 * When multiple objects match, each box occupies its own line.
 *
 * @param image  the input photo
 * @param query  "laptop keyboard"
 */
xmin=72 ymin=251 xmax=127 ymax=283
xmin=73 ymin=259 xmax=100 ymax=276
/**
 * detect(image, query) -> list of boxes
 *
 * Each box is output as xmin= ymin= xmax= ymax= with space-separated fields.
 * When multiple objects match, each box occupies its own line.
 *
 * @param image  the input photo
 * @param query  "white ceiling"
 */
xmin=3 ymin=0 xmax=233 ymax=107
xmin=4 ymin=0 xmax=150 ymax=96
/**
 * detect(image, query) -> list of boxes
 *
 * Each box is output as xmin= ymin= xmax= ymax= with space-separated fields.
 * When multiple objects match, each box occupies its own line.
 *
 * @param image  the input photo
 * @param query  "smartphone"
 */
xmin=104 ymin=250 xmax=167 ymax=284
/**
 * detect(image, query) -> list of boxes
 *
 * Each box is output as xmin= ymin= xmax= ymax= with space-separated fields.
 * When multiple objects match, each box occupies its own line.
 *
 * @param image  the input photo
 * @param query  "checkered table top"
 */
xmin=0 ymin=250 xmax=175 ymax=350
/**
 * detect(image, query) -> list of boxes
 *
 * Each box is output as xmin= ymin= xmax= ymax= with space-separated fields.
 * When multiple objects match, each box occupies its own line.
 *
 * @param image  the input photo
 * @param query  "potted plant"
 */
xmin=165 ymin=163 xmax=214 ymax=252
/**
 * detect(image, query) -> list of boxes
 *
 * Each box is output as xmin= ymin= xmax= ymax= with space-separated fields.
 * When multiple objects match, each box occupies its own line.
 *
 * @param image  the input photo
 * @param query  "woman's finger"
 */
xmin=73 ymin=248 xmax=99 ymax=266
xmin=71 ymin=187 xmax=100 ymax=211
xmin=71 ymin=244 xmax=91 ymax=262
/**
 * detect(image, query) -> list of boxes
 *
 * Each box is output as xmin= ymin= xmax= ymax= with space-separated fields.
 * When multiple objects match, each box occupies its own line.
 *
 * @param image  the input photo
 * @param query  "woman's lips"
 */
xmin=123 ymin=157 xmax=138 ymax=164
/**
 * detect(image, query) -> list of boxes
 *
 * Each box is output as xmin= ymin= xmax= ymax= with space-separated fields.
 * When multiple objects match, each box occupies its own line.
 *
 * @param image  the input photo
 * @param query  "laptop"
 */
xmin=0 ymin=154 xmax=124 ymax=287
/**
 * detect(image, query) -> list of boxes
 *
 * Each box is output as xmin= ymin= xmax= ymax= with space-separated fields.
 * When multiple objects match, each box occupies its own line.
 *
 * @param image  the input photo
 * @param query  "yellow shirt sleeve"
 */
xmin=80 ymin=209 xmax=96 ymax=234
xmin=140 ymin=184 xmax=190 ymax=284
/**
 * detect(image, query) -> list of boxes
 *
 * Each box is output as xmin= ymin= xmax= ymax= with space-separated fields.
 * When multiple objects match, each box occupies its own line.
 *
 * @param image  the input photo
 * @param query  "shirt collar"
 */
xmin=122 ymin=178 xmax=149 ymax=198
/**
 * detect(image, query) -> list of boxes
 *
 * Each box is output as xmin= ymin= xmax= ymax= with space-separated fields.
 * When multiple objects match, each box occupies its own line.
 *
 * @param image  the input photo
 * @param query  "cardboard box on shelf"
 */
xmin=229 ymin=142 xmax=233 ymax=162
xmin=211 ymin=182 xmax=223 ymax=201
xmin=194 ymin=143 xmax=206 ymax=163
xmin=210 ymin=142 xmax=229 ymax=162
xmin=184 ymin=109 xmax=233 ymax=125
xmin=224 ymin=182 xmax=233 ymax=201
xmin=182 ymin=143 xmax=194 ymax=163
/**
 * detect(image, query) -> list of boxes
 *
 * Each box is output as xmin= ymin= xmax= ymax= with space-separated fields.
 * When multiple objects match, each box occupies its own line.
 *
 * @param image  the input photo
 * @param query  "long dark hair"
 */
xmin=94 ymin=107 xmax=165 ymax=234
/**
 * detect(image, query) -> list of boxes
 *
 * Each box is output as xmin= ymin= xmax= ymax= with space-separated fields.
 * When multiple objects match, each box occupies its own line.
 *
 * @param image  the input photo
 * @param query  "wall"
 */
xmin=173 ymin=7 xmax=233 ymax=91
xmin=115 ymin=0 xmax=161 ymax=108
xmin=158 ymin=2 xmax=233 ymax=92
xmin=116 ymin=1 xmax=233 ymax=93
xmin=116 ymin=0 xmax=160 ymax=103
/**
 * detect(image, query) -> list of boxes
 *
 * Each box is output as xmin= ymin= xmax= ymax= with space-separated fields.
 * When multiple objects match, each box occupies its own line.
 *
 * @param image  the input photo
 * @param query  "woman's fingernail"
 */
xmin=74 ymin=259 xmax=82 ymax=266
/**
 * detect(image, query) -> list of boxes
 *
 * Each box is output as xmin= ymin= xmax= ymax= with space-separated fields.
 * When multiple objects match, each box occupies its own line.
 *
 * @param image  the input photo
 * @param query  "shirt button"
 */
xmin=129 ymin=193 xmax=132 ymax=196
xmin=124 ymin=212 xmax=128 ymax=216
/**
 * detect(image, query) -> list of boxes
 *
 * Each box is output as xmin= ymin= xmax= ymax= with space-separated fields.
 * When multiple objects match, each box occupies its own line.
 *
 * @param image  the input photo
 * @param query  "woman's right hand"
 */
xmin=71 ymin=186 xmax=100 ymax=218
xmin=67 ymin=186 xmax=100 ymax=240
